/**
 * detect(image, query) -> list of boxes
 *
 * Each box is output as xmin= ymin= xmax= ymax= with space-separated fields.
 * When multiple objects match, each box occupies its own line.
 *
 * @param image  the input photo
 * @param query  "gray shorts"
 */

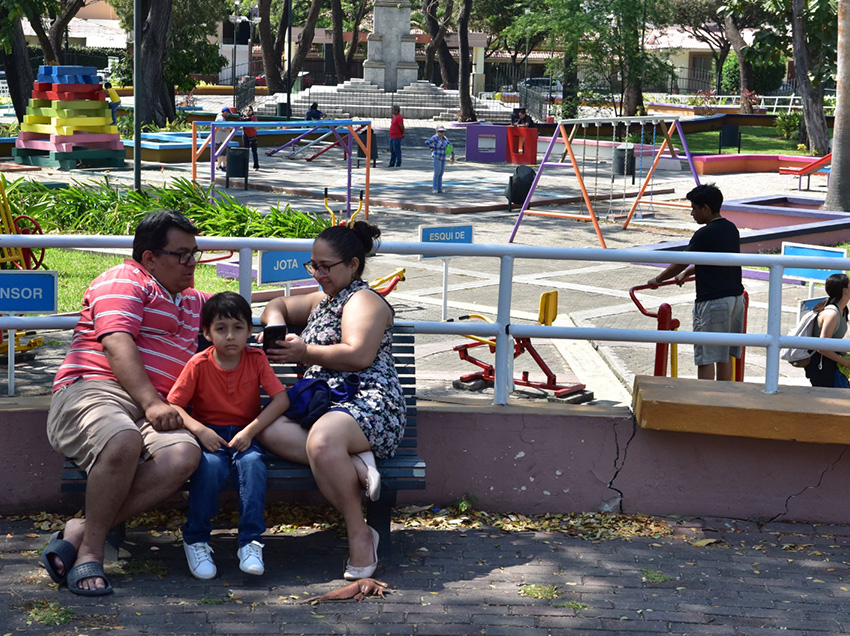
xmin=46 ymin=379 xmax=198 ymax=473
xmin=692 ymin=294 xmax=745 ymax=366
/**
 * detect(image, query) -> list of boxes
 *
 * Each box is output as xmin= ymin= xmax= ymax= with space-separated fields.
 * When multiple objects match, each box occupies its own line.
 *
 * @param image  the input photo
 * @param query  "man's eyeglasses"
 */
xmin=153 ymin=248 xmax=203 ymax=266
xmin=304 ymin=260 xmax=345 ymax=276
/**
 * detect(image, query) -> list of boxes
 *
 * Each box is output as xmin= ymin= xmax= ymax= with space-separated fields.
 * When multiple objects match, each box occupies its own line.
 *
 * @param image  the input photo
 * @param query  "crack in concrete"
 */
xmin=605 ymin=416 xmax=638 ymax=514
xmin=767 ymin=446 xmax=848 ymax=524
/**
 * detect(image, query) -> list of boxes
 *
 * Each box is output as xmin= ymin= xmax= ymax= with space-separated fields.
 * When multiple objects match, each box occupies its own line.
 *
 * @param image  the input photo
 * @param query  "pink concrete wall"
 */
xmin=5 ymin=400 xmax=850 ymax=524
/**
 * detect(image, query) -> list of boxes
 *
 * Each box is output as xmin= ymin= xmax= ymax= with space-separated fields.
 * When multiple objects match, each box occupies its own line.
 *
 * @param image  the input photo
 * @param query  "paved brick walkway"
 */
xmin=3 ymin=514 xmax=850 ymax=634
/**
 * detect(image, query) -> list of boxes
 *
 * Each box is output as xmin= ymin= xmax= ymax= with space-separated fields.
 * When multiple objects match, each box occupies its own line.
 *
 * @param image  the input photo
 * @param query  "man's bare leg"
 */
xmin=58 ymin=435 xmax=200 ymax=592
xmin=715 ymin=359 xmax=734 ymax=381
xmin=697 ymin=363 xmax=716 ymax=380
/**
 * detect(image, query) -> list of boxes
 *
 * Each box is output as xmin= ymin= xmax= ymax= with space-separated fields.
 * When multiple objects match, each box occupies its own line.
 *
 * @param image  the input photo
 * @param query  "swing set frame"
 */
xmin=508 ymin=116 xmax=700 ymax=248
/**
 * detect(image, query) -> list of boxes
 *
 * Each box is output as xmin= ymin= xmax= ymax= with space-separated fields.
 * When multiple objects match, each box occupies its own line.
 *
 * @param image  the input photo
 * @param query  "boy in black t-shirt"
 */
xmin=648 ymin=184 xmax=745 ymax=381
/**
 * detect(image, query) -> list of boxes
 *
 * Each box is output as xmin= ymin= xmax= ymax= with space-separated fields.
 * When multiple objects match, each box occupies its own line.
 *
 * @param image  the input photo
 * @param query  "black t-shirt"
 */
xmin=685 ymin=216 xmax=744 ymax=302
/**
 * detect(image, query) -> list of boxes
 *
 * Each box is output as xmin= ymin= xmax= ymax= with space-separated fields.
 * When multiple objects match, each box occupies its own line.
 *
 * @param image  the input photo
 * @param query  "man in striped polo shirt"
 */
xmin=42 ymin=211 xmax=211 ymax=596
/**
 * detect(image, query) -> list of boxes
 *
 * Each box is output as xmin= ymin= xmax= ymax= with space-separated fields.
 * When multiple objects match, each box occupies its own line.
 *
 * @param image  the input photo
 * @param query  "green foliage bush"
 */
xmin=721 ymin=52 xmax=786 ymax=95
xmin=774 ymin=112 xmax=802 ymax=140
xmin=1 ymin=176 xmax=329 ymax=239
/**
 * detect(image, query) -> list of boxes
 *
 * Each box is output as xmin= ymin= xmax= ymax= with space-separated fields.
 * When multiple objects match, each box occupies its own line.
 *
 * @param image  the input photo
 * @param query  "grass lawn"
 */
xmin=671 ymin=126 xmax=811 ymax=156
xmin=50 ymin=249 xmax=261 ymax=314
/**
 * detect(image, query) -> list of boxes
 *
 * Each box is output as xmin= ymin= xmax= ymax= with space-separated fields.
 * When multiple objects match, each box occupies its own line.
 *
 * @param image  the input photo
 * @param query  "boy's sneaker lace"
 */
xmin=184 ymin=541 xmax=216 ymax=580
xmin=237 ymin=540 xmax=264 ymax=575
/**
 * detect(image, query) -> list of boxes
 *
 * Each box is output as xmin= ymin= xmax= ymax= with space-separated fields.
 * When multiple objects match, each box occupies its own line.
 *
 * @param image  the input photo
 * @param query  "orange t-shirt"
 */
xmin=167 ymin=346 xmax=285 ymax=427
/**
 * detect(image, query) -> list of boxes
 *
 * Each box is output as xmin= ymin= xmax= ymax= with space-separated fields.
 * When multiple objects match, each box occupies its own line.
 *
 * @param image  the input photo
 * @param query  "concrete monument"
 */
xmin=363 ymin=0 xmax=418 ymax=92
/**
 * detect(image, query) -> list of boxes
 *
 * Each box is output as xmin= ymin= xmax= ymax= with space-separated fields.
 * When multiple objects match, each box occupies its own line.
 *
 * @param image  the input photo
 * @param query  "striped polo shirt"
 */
xmin=53 ymin=259 xmax=211 ymax=397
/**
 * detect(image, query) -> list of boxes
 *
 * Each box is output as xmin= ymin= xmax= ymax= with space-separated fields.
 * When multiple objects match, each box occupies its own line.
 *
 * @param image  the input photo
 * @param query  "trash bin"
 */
xmin=720 ymin=124 xmax=739 ymax=146
xmin=276 ymin=102 xmax=291 ymax=118
xmin=225 ymin=147 xmax=249 ymax=189
xmin=613 ymin=143 xmax=635 ymax=176
xmin=358 ymin=131 xmax=378 ymax=166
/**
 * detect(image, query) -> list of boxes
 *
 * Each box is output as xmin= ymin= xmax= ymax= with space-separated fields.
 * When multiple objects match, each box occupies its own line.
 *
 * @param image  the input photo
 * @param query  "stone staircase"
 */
xmin=253 ymin=79 xmax=516 ymax=124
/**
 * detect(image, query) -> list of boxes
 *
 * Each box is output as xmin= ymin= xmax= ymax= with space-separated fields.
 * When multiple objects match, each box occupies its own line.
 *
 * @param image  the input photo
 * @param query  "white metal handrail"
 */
xmin=1 ymin=233 xmax=848 ymax=404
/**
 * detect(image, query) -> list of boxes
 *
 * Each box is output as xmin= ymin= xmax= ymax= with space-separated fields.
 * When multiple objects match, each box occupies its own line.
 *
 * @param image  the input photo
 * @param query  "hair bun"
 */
xmin=350 ymin=220 xmax=381 ymax=254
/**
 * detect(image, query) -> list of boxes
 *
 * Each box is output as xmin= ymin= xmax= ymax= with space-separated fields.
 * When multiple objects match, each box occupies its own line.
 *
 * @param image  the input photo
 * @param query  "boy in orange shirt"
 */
xmin=167 ymin=292 xmax=289 ymax=579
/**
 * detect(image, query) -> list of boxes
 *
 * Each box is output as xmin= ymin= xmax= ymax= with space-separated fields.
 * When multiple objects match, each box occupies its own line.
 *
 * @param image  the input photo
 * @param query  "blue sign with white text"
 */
xmin=419 ymin=224 xmax=474 ymax=259
xmin=258 ymin=250 xmax=312 ymax=285
xmin=0 ymin=271 xmax=57 ymax=314
xmin=781 ymin=242 xmax=847 ymax=282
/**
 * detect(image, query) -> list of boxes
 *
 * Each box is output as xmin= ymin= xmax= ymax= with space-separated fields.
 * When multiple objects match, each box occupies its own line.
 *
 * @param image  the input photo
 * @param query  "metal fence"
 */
xmin=2 ymin=233 xmax=849 ymax=403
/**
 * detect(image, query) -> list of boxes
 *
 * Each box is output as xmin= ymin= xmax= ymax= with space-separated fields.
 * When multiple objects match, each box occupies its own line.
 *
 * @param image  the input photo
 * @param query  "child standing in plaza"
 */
xmin=425 ymin=126 xmax=452 ymax=193
xmin=167 ymin=292 xmax=289 ymax=579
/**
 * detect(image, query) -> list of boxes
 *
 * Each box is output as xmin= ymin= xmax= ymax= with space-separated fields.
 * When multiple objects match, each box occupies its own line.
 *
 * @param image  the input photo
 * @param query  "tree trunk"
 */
xmin=290 ymin=0 xmax=324 ymax=83
xmin=344 ymin=0 xmax=369 ymax=75
xmin=457 ymin=0 xmax=475 ymax=121
xmin=725 ymin=16 xmax=754 ymax=113
xmin=621 ymin=20 xmax=643 ymax=116
xmin=258 ymin=0 xmax=282 ymax=93
xmin=0 ymin=14 xmax=34 ymax=121
xmin=137 ymin=0 xmax=176 ymax=127
xmin=791 ymin=0 xmax=830 ymax=154
xmin=562 ymin=49 xmax=579 ymax=118
xmin=25 ymin=11 xmax=59 ymax=65
xmin=330 ymin=0 xmax=350 ymax=83
xmin=423 ymin=0 xmax=457 ymax=86
xmin=824 ymin=0 xmax=850 ymax=211
xmin=48 ymin=0 xmax=86 ymax=64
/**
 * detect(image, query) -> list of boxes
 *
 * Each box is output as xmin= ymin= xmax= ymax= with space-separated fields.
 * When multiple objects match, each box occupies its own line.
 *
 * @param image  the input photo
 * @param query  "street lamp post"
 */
xmin=523 ymin=8 xmax=530 ymax=108
xmin=230 ymin=0 xmax=242 ymax=89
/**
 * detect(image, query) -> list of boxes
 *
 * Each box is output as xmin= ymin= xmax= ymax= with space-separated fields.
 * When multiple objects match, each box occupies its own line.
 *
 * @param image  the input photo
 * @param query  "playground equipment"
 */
xmin=13 ymin=65 xmax=125 ymax=170
xmin=778 ymin=153 xmax=832 ymax=190
xmin=370 ymin=268 xmax=405 ymax=297
xmin=451 ymin=291 xmax=586 ymax=398
xmin=191 ymin=118 xmax=374 ymax=219
xmin=508 ymin=116 xmax=699 ymax=248
xmin=630 ymin=280 xmax=748 ymax=381
xmin=0 ymin=179 xmax=46 ymax=357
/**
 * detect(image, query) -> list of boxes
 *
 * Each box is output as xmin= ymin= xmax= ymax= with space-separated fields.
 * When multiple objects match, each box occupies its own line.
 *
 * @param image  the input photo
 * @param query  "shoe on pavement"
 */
xmin=237 ymin=540 xmax=265 ymax=575
xmin=184 ymin=541 xmax=216 ymax=580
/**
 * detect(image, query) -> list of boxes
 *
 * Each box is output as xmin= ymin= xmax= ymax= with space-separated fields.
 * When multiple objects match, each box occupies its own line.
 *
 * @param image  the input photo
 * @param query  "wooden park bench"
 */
xmin=61 ymin=324 xmax=425 ymax=559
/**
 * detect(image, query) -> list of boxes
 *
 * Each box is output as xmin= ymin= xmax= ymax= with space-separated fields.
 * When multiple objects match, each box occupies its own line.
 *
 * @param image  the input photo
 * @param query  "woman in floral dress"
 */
xmin=259 ymin=221 xmax=405 ymax=580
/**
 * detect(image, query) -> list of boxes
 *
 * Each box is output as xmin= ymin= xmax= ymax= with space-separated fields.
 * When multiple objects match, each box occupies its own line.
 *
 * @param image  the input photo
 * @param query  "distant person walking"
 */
xmin=104 ymin=82 xmax=121 ymax=125
xmin=305 ymin=102 xmax=323 ymax=120
xmin=425 ymin=126 xmax=451 ymax=194
xmin=388 ymin=106 xmax=404 ymax=167
xmin=241 ymin=106 xmax=260 ymax=171
xmin=215 ymin=107 xmax=231 ymax=170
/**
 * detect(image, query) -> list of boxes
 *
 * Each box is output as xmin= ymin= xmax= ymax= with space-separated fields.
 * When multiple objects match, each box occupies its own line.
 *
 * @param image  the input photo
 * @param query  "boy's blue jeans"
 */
xmin=182 ymin=425 xmax=267 ymax=548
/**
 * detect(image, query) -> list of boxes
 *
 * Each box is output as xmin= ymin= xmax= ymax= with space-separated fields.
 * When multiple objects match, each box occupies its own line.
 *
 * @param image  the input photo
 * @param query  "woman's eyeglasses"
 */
xmin=304 ymin=260 xmax=345 ymax=276
xmin=153 ymin=248 xmax=203 ymax=265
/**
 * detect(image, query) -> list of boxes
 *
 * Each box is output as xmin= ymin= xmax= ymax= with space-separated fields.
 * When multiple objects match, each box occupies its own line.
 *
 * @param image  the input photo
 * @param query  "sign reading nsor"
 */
xmin=0 ymin=271 xmax=58 ymax=314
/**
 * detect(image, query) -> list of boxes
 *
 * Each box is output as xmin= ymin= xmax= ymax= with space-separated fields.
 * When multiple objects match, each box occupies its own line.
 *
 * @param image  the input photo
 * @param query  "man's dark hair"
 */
xmin=686 ymin=184 xmax=723 ymax=215
xmin=202 ymin=291 xmax=253 ymax=330
xmin=132 ymin=210 xmax=199 ymax=262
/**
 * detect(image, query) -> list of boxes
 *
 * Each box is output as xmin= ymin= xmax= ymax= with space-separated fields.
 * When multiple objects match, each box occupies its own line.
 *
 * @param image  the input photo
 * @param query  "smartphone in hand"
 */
xmin=263 ymin=325 xmax=288 ymax=352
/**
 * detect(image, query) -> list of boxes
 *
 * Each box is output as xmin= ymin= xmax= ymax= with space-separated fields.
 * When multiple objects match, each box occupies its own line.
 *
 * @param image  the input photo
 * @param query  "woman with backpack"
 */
xmin=805 ymin=273 xmax=850 ymax=388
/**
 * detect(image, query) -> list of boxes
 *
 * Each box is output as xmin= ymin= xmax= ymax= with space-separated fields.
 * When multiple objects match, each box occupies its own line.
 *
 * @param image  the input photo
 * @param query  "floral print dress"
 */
xmin=300 ymin=279 xmax=406 ymax=458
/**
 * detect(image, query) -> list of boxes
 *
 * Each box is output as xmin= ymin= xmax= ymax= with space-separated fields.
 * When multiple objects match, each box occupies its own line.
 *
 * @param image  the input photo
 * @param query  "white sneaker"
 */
xmin=184 ymin=541 xmax=216 ymax=580
xmin=237 ymin=541 xmax=264 ymax=575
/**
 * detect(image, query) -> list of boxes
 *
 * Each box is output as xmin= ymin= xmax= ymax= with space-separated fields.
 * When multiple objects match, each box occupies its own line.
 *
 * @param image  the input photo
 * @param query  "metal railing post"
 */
xmin=493 ymin=255 xmax=515 ymax=405
xmin=238 ymin=248 xmax=253 ymax=302
xmin=764 ymin=264 xmax=785 ymax=394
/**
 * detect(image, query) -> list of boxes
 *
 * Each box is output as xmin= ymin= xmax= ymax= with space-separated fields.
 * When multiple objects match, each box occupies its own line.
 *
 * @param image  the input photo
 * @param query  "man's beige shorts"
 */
xmin=47 ymin=379 xmax=198 ymax=474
